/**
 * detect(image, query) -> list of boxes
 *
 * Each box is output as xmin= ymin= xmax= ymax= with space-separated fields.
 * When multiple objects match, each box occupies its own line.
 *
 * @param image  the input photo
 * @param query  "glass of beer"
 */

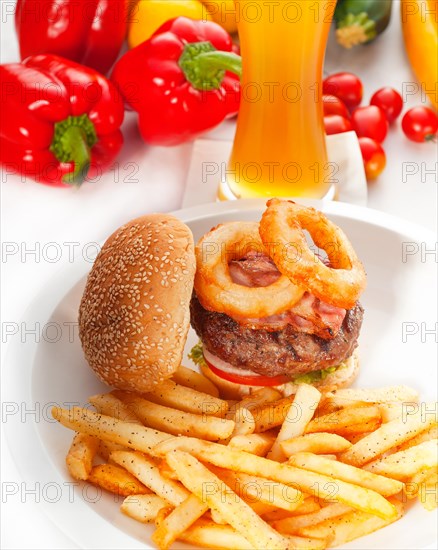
xmin=218 ymin=0 xmax=337 ymax=199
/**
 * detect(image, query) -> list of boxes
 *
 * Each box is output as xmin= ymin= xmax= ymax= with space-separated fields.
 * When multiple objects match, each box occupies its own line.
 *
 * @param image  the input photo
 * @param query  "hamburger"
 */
xmin=189 ymin=199 xmax=366 ymax=398
xmin=79 ymin=200 xmax=366 ymax=398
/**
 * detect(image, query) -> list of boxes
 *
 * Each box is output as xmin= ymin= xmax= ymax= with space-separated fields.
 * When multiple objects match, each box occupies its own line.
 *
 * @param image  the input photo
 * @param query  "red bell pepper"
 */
xmin=0 ymin=55 xmax=124 ymax=186
xmin=15 ymin=0 xmax=129 ymax=75
xmin=111 ymin=17 xmax=241 ymax=146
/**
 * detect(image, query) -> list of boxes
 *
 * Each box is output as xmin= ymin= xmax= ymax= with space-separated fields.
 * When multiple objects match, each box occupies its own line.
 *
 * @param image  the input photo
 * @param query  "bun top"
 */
xmin=79 ymin=214 xmax=196 ymax=392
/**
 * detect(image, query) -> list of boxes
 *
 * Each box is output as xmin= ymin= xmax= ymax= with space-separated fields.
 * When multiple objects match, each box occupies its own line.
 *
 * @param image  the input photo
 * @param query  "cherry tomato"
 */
xmin=324 ymin=115 xmax=352 ymax=135
xmin=370 ymin=87 xmax=403 ymax=123
xmin=401 ymin=107 xmax=438 ymax=142
xmin=206 ymin=359 xmax=290 ymax=387
xmin=322 ymin=94 xmax=350 ymax=118
xmin=351 ymin=105 xmax=388 ymax=143
xmin=358 ymin=137 xmax=386 ymax=180
xmin=323 ymin=73 xmax=363 ymax=109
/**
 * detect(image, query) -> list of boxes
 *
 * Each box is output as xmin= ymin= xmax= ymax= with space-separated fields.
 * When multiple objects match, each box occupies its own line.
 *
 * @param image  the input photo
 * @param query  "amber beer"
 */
xmin=220 ymin=0 xmax=336 ymax=199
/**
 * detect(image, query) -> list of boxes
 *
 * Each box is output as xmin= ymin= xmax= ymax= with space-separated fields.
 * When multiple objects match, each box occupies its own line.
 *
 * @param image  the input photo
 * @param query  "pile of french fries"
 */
xmin=52 ymin=364 xmax=438 ymax=549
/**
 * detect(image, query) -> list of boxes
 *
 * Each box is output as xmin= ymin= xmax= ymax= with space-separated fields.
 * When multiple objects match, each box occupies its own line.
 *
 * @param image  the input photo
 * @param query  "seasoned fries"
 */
xmin=339 ymin=405 xmax=438 ymax=466
xmin=228 ymin=432 xmax=275 ymax=456
xmin=305 ymin=405 xmax=382 ymax=436
xmin=165 ymin=450 xmax=292 ymax=550
xmin=298 ymin=498 xmax=404 ymax=546
xmin=52 ymin=406 xmax=171 ymax=452
xmin=171 ymin=365 xmax=220 ymax=397
xmin=251 ymin=396 xmax=295 ymax=432
xmin=364 ymin=439 xmax=438 ymax=480
xmin=153 ymin=437 xmax=398 ymax=520
xmin=88 ymin=393 xmax=142 ymax=423
xmin=53 ymin=383 xmax=437 ymax=550
xmin=110 ymin=450 xmax=189 ymax=505
xmin=122 ymin=494 xmax=168 ymax=523
xmin=87 ymin=463 xmax=150 ymax=496
xmin=281 ymin=432 xmax=352 ymax=456
xmin=267 ymin=384 xmax=321 ymax=461
xmin=289 ymin=452 xmax=404 ymax=496
xmin=113 ymin=391 xmax=234 ymax=440
xmin=142 ymin=379 xmax=228 ymax=417
xmin=66 ymin=433 xmax=99 ymax=480
xmin=152 ymin=494 xmax=208 ymax=550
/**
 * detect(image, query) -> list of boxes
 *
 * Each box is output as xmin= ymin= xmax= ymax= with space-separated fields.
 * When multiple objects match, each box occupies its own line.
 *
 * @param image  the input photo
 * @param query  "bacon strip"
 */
xmin=229 ymin=252 xmax=346 ymax=339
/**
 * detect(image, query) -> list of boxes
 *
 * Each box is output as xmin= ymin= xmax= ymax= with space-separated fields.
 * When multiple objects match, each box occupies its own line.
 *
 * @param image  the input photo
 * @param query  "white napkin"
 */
xmin=182 ymin=131 xmax=367 ymax=207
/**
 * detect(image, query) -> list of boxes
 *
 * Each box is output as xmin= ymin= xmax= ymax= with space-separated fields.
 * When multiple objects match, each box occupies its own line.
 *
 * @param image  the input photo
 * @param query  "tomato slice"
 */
xmin=206 ymin=359 xmax=290 ymax=387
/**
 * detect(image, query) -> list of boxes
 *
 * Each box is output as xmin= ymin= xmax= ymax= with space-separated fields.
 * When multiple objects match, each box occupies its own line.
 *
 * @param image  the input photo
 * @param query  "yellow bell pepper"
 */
xmin=401 ymin=0 xmax=438 ymax=111
xmin=128 ymin=0 xmax=213 ymax=48
xmin=200 ymin=1 xmax=238 ymax=34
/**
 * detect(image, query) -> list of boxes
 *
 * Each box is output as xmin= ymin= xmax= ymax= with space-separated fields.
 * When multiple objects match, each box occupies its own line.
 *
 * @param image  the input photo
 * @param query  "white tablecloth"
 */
xmin=2 ymin=2 xmax=437 ymax=548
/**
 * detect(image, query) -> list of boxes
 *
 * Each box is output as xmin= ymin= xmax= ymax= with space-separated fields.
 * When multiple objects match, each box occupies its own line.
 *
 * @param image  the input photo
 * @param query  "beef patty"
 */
xmin=190 ymin=295 xmax=364 ymax=377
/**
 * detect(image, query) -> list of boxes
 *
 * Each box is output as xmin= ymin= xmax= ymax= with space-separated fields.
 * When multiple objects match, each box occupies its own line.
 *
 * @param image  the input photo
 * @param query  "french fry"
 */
xmin=271 ymin=502 xmax=351 ymax=533
xmin=262 ymin=497 xmax=321 ymax=521
xmin=110 ymin=450 xmax=189 ymax=505
xmin=339 ymin=406 xmax=438 ymax=466
xmin=324 ymin=385 xmax=419 ymax=406
xmin=165 ymin=450 xmax=294 ymax=550
xmin=251 ymin=396 xmax=295 ymax=432
xmin=267 ymin=384 xmax=321 ymax=461
xmin=97 ymin=439 xmax=128 ymax=461
xmin=210 ymin=466 xmax=303 ymax=512
xmin=65 ymin=432 xmax=99 ymax=480
xmin=121 ymin=494 xmax=168 ymax=523
xmin=418 ymin=471 xmax=438 ymax=511
xmin=227 ymin=406 xmax=256 ymax=437
xmin=364 ymin=439 xmax=438 ymax=480
xmin=297 ymin=498 xmax=404 ymax=546
xmin=228 ymin=433 xmax=275 ymax=456
xmin=153 ymin=437 xmax=398 ymax=520
xmin=378 ymin=402 xmax=406 ymax=423
xmin=113 ymin=392 xmax=234 ymax=441
xmin=289 ymin=452 xmax=404 ymax=496
xmin=305 ymin=405 xmax=381 ymax=436
xmin=171 ymin=365 xmax=220 ymax=397
xmin=180 ymin=518 xmax=326 ymax=550
xmin=395 ymin=423 xmax=438 ymax=451
xmin=178 ymin=518 xmax=255 ymax=549
xmin=142 ymin=379 xmax=228 ymax=417
xmin=88 ymin=393 xmax=142 ymax=423
xmin=152 ymin=494 xmax=209 ymax=550
xmin=158 ymin=459 xmax=179 ymax=480
xmin=52 ymin=407 xmax=172 ymax=454
xmin=281 ymin=432 xmax=352 ymax=457
xmin=403 ymin=467 xmax=436 ymax=499
xmin=236 ymin=387 xmax=283 ymax=410
xmin=87 ymin=463 xmax=150 ymax=496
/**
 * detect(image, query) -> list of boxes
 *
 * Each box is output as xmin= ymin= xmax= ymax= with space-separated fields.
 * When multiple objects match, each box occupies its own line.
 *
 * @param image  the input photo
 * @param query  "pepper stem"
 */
xmin=336 ymin=12 xmax=376 ymax=49
xmin=50 ymin=114 xmax=98 ymax=186
xmin=179 ymin=41 xmax=242 ymax=91
xmin=60 ymin=126 xmax=91 ymax=184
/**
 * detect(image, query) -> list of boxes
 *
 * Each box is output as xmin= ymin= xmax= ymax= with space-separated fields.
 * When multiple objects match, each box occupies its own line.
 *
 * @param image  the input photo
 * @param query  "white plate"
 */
xmin=3 ymin=199 xmax=437 ymax=550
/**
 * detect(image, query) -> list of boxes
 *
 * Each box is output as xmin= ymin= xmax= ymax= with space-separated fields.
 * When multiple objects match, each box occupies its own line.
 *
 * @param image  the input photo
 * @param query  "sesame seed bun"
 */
xmin=79 ymin=214 xmax=196 ymax=392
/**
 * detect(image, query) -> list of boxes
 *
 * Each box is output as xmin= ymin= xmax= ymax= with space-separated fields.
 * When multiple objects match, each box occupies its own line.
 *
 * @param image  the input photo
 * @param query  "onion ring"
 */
xmin=194 ymin=222 xmax=305 ymax=318
xmin=259 ymin=199 xmax=366 ymax=309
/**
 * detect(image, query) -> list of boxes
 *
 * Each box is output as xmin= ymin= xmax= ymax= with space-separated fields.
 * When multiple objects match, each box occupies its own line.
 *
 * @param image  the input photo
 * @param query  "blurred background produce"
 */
xmin=334 ymin=0 xmax=393 ymax=49
xmin=0 ymin=55 xmax=124 ymax=186
xmin=15 ymin=0 xmax=129 ymax=74
xmin=128 ymin=0 xmax=212 ymax=47
xmin=400 ymin=0 xmax=438 ymax=111
xmin=1 ymin=0 xmax=437 ymax=188
xmin=112 ymin=17 xmax=240 ymax=146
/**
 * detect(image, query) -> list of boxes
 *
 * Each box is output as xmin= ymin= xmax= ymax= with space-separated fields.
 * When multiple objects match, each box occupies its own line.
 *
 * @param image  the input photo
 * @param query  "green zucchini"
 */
xmin=334 ymin=0 xmax=393 ymax=49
